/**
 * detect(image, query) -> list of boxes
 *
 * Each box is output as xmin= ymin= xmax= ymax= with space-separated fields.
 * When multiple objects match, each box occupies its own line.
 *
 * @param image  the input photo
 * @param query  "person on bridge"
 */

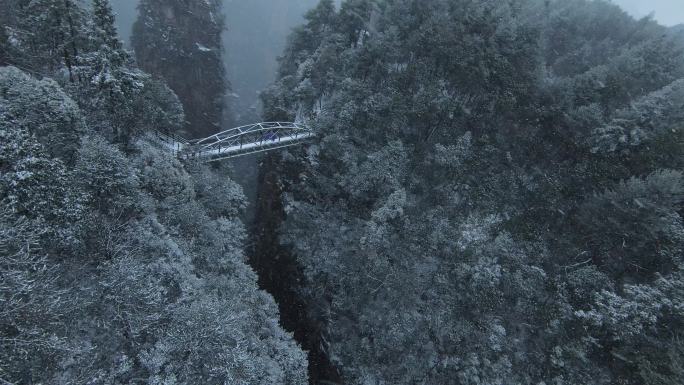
xmin=263 ymin=131 xmax=279 ymax=142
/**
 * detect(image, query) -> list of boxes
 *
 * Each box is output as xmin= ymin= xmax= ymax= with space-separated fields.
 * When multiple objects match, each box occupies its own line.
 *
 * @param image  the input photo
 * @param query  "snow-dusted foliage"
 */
xmin=0 ymin=66 xmax=86 ymax=162
xmin=0 ymin=1 xmax=308 ymax=384
xmin=2 ymin=0 xmax=684 ymax=384
xmin=261 ymin=1 xmax=684 ymax=384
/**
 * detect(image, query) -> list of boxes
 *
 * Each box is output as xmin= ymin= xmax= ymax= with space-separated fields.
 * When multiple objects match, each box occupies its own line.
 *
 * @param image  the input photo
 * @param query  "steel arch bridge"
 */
xmin=148 ymin=122 xmax=314 ymax=162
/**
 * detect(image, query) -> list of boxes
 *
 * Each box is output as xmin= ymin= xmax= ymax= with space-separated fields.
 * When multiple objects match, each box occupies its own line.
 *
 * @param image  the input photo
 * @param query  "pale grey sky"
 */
xmin=612 ymin=0 xmax=684 ymax=26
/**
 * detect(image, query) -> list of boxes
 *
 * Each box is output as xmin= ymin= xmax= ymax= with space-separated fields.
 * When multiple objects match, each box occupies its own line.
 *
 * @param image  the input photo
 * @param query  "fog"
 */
xmin=110 ymin=0 xmax=324 ymax=123
xmin=109 ymin=0 xmax=683 ymax=121
xmin=110 ymin=0 xmax=138 ymax=47
xmin=613 ymin=0 xmax=684 ymax=26
xmin=222 ymin=0 xmax=323 ymax=124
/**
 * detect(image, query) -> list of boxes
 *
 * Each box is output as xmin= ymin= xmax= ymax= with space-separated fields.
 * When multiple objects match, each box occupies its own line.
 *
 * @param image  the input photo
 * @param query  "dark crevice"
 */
xmin=247 ymin=153 xmax=342 ymax=385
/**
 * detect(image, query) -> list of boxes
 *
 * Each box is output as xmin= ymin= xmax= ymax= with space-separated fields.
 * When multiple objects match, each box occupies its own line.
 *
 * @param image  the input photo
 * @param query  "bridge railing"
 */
xmin=146 ymin=122 xmax=313 ymax=162
xmin=194 ymin=122 xmax=308 ymax=144
xmin=146 ymin=129 xmax=189 ymax=156
xmin=181 ymin=122 xmax=314 ymax=161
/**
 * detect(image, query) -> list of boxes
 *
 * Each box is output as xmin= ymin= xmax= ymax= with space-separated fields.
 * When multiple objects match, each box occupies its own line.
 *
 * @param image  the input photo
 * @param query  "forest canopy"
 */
xmin=1 ymin=0 xmax=683 ymax=385
xmin=0 ymin=0 xmax=307 ymax=384
xmin=261 ymin=0 xmax=684 ymax=384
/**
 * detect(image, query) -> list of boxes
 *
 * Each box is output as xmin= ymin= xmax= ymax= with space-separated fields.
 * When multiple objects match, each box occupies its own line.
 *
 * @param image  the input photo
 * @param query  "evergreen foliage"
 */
xmin=0 ymin=1 xmax=308 ymax=383
xmin=0 ymin=66 xmax=86 ymax=162
xmin=0 ymin=208 xmax=75 ymax=383
xmin=92 ymin=0 xmax=122 ymax=52
xmin=2 ymin=0 xmax=684 ymax=384
xmin=9 ymin=0 xmax=86 ymax=79
xmin=262 ymin=0 xmax=684 ymax=384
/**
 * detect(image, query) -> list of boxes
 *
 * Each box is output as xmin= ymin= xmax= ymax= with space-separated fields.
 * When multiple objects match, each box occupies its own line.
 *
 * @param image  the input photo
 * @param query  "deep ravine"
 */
xmin=247 ymin=153 xmax=342 ymax=385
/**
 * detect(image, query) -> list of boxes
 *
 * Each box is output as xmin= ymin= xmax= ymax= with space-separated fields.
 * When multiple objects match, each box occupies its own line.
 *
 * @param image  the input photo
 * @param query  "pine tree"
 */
xmin=89 ymin=0 xmax=129 ymax=69
xmin=92 ymin=0 xmax=121 ymax=52
xmin=13 ymin=0 xmax=86 ymax=79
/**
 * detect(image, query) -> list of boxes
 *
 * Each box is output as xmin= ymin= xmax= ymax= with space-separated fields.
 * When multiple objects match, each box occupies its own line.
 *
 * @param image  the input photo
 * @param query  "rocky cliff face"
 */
xmin=132 ymin=0 xmax=227 ymax=138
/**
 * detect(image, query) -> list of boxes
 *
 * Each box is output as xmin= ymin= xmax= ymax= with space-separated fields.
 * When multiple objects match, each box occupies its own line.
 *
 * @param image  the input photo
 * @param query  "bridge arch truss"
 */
xmin=166 ymin=122 xmax=315 ymax=162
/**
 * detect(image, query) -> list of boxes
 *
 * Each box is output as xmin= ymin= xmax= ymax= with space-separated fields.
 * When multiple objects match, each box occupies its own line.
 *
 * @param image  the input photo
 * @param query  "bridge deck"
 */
xmin=185 ymin=132 xmax=315 ymax=161
xmin=148 ymin=122 xmax=314 ymax=162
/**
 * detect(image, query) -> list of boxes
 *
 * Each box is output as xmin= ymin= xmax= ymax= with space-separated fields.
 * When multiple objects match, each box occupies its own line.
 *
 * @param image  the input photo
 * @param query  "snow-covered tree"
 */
xmin=0 ymin=124 xmax=85 ymax=249
xmin=262 ymin=1 xmax=684 ymax=384
xmin=0 ymin=208 xmax=76 ymax=383
xmin=11 ymin=0 xmax=87 ymax=79
xmin=92 ymin=0 xmax=122 ymax=53
xmin=0 ymin=2 xmax=309 ymax=383
xmin=0 ymin=66 xmax=86 ymax=162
